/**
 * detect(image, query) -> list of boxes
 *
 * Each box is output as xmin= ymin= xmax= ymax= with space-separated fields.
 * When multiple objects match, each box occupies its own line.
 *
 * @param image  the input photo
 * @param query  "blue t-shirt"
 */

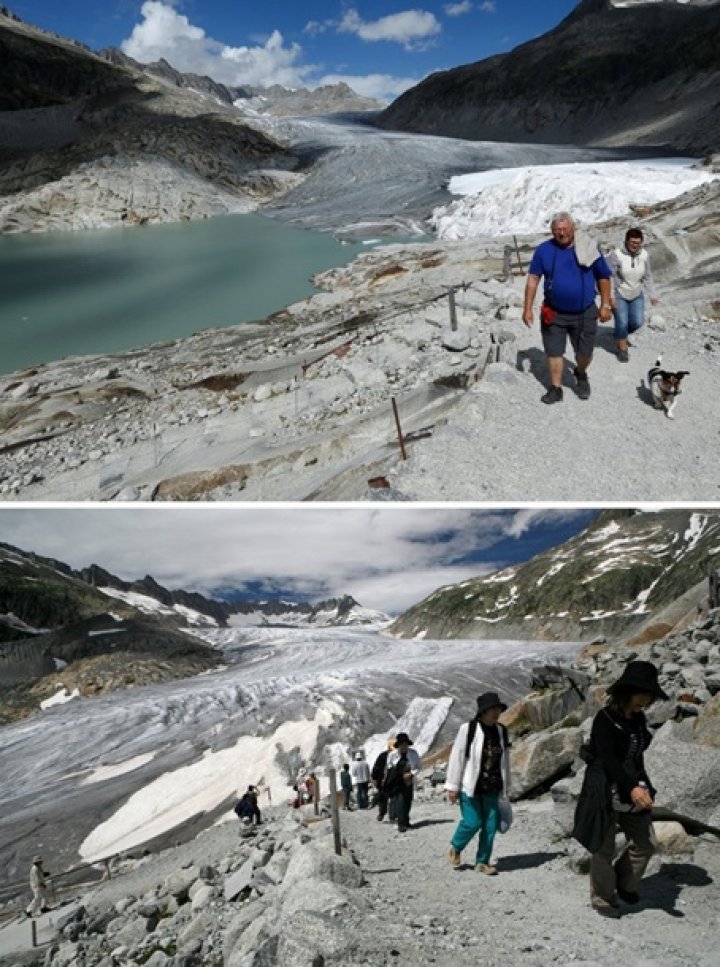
xmin=529 ymin=239 xmax=611 ymax=313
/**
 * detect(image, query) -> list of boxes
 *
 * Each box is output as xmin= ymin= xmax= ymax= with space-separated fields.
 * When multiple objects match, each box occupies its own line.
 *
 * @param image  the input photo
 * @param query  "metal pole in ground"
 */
xmin=448 ymin=288 xmax=458 ymax=330
xmin=31 ymin=919 xmax=37 ymax=947
xmin=314 ymin=775 xmax=320 ymax=817
xmin=513 ymin=235 xmax=525 ymax=275
xmin=328 ymin=768 xmax=342 ymax=856
xmin=391 ymin=397 xmax=407 ymax=461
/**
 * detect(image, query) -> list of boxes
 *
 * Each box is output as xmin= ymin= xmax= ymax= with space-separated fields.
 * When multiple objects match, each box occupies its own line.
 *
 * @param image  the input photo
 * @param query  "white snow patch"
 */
xmin=78 ymin=701 xmax=342 ymax=861
xmin=431 ymin=159 xmax=716 ymax=238
xmin=80 ymin=753 xmax=156 ymax=785
xmin=41 ymin=686 xmax=80 ymax=709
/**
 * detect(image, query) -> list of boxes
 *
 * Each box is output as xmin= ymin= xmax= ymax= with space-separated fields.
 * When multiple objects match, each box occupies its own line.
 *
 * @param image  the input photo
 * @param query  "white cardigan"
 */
xmin=445 ymin=720 xmax=511 ymax=798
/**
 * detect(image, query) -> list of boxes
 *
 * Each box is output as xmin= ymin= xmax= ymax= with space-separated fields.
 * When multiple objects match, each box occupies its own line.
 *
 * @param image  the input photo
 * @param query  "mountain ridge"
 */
xmin=388 ymin=509 xmax=720 ymax=642
xmin=377 ymin=0 xmax=720 ymax=152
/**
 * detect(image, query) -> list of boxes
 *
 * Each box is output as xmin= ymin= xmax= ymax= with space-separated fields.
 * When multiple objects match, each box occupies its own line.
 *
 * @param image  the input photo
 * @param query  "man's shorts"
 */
xmin=541 ymin=306 xmax=598 ymax=358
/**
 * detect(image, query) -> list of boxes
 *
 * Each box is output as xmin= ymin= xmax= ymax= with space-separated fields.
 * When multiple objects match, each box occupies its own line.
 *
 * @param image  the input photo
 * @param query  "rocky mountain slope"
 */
xmin=388 ymin=509 xmax=720 ymax=641
xmin=377 ymin=0 xmax=720 ymax=152
xmin=0 ymin=541 xmax=386 ymax=723
xmin=98 ymin=48 xmax=382 ymax=117
xmin=0 ymin=10 xmax=303 ymax=233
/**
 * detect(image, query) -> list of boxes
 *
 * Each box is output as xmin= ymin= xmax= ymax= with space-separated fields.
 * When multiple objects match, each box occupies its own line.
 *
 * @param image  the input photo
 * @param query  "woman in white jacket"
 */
xmin=607 ymin=228 xmax=659 ymax=362
xmin=446 ymin=692 xmax=511 ymax=875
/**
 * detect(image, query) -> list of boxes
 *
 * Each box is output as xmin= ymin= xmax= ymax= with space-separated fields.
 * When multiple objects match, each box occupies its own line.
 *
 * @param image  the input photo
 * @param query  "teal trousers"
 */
xmin=451 ymin=791 xmax=500 ymax=864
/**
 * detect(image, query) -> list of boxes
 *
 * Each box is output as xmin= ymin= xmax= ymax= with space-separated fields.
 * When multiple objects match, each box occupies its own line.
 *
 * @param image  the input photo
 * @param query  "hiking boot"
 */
xmin=475 ymin=863 xmax=498 ymax=875
xmin=616 ymin=887 xmax=640 ymax=905
xmin=616 ymin=349 xmax=629 ymax=363
xmin=541 ymin=386 xmax=563 ymax=405
xmin=448 ymin=847 xmax=461 ymax=867
xmin=574 ymin=367 xmax=591 ymax=399
xmin=398 ymin=825 xmax=408 ymax=833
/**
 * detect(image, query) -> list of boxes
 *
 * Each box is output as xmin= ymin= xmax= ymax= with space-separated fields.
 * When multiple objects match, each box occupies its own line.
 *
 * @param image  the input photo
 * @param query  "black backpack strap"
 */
xmin=464 ymin=719 xmax=478 ymax=759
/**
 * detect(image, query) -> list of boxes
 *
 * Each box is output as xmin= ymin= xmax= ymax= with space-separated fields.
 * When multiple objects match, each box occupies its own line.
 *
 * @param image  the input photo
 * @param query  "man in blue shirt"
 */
xmin=522 ymin=212 xmax=613 ymax=404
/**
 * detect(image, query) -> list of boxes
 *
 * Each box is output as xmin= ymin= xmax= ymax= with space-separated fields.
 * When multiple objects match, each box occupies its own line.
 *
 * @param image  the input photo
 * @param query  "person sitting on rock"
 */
xmin=235 ymin=786 xmax=261 ymax=824
xmin=26 ymin=855 xmax=51 ymax=917
xmin=446 ymin=692 xmax=512 ymax=875
xmin=572 ymin=660 xmax=666 ymax=918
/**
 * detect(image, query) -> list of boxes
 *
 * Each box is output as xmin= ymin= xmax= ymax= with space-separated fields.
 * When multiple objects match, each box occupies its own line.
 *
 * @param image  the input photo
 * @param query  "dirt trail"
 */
xmin=339 ymin=795 xmax=720 ymax=967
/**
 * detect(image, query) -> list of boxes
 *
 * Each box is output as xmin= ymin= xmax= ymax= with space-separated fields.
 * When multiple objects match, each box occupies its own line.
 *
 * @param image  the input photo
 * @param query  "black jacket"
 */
xmin=588 ymin=706 xmax=655 ymax=803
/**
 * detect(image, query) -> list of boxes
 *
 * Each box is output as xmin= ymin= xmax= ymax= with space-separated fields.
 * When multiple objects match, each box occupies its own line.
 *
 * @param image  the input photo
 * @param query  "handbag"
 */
xmin=498 ymin=797 xmax=513 ymax=834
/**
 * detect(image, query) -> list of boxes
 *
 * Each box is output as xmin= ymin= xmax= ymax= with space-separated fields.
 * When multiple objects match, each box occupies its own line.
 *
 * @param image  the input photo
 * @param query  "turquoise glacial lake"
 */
xmin=0 ymin=214 xmax=379 ymax=377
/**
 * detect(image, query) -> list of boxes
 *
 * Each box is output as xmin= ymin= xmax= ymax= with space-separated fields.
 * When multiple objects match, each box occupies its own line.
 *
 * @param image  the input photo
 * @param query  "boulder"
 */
xmin=510 ymin=726 xmax=582 ymax=798
xmin=693 ymin=692 xmax=720 ymax=747
xmin=645 ymin=721 xmax=720 ymax=821
xmin=653 ymin=821 xmax=695 ymax=855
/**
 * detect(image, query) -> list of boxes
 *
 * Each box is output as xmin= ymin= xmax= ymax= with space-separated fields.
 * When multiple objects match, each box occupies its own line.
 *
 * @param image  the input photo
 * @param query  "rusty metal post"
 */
xmin=503 ymin=245 xmax=513 ymax=279
xmin=328 ymin=768 xmax=342 ymax=856
xmin=513 ymin=235 xmax=525 ymax=276
xmin=448 ymin=288 xmax=458 ymax=330
xmin=391 ymin=398 xmax=407 ymax=460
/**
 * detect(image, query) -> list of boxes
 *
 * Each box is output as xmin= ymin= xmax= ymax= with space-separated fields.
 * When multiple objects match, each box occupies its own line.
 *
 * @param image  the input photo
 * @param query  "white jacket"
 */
xmin=445 ymin=720 xmax=511 ymax=798
xmin=351 ymin=759 xmax=371 ymax=784
xmin=608 ymin=246 xmax=656 ymax=301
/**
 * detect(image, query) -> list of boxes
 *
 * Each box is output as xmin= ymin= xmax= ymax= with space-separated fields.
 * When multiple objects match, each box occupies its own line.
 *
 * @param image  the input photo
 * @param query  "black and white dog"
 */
xmin=647 ymin=355 xmax=689 ymax=420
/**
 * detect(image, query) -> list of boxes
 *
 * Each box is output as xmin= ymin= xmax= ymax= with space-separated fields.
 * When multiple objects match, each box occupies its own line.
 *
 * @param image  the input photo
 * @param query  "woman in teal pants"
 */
xmin=446 ymin=692 xmax=511 ymax=874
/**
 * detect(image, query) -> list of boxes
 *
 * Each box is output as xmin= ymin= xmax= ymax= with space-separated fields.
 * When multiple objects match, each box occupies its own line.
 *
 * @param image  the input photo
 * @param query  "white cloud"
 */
xmin=479 ymin=1 xmax=496 ymax=11
xmin=0 ymin=508 xmax=568 ymax=614
xmin=339 ymin=8 xmax=441 ymax=50
xmin=444 ymin=2 xmax=473 ymax=16
xmin=315 ymin=72 xmax=421 ymax=101
xmin=121 ymin=1 xmax=311 ymax=87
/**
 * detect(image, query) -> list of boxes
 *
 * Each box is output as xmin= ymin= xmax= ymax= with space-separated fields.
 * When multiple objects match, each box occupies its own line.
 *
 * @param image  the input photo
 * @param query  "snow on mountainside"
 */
xmin=0 ymin=542 xmax=388 ymax=724
xmin=389 ymin=510 xmax=720 ymax=642
xmin=96 ymin=586 xmax=219 ymax=627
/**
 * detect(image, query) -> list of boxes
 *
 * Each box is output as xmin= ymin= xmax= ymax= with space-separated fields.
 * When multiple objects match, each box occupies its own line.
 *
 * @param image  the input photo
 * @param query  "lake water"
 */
xmin=0 ymin=214 xmax=390 ymax=377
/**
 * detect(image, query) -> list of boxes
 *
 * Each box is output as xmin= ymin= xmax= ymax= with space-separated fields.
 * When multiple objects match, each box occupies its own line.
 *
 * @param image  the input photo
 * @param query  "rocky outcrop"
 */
xmin=377 ymin=0 xmax=720 ymax=153
xmin=0 ymin=12 xmax=304 ymax=233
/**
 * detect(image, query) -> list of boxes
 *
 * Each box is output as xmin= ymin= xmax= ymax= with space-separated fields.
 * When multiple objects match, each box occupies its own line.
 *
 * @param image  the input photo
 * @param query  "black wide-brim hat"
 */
xmin=394 ymin=732 xmax=413 ymax=746
xmin=607 ymin=660 xmax=669 ymax=701
xmin=476 ymin=691 xmax=508 ymax=715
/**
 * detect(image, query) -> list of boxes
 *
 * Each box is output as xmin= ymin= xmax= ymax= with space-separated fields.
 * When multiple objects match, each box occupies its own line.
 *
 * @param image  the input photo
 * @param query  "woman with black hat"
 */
xmin=445 ymin=692 xmax=512 ymax=875
xmin=573 ymin=660 xmax=667 ymax=918
xmin=384 ymin=733 xmax=422 ymax=832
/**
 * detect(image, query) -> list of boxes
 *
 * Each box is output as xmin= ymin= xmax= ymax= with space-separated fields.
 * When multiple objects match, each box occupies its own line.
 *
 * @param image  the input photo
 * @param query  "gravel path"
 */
xmin=391 ymin=305 xmax=720 ymax=502
xmin=338 ymin=795 xmax=720 ymax=967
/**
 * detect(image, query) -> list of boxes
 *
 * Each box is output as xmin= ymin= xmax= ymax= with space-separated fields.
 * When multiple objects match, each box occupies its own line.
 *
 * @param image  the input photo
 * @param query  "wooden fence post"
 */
xmin=328 ymin=768 xmax=342 ymax=856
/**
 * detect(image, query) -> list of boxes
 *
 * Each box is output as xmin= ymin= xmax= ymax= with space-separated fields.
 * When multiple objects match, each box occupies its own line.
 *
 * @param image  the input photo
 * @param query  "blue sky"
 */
xmin=13 ymin=0 xmax=580 ymax=100
xmin=0 ymin=506 xmax=596 ymax=613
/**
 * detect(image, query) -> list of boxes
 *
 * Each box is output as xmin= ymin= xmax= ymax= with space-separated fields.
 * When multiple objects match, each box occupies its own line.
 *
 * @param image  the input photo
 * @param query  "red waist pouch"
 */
xmin=540 ymin=304 xmax=557 ymax=326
